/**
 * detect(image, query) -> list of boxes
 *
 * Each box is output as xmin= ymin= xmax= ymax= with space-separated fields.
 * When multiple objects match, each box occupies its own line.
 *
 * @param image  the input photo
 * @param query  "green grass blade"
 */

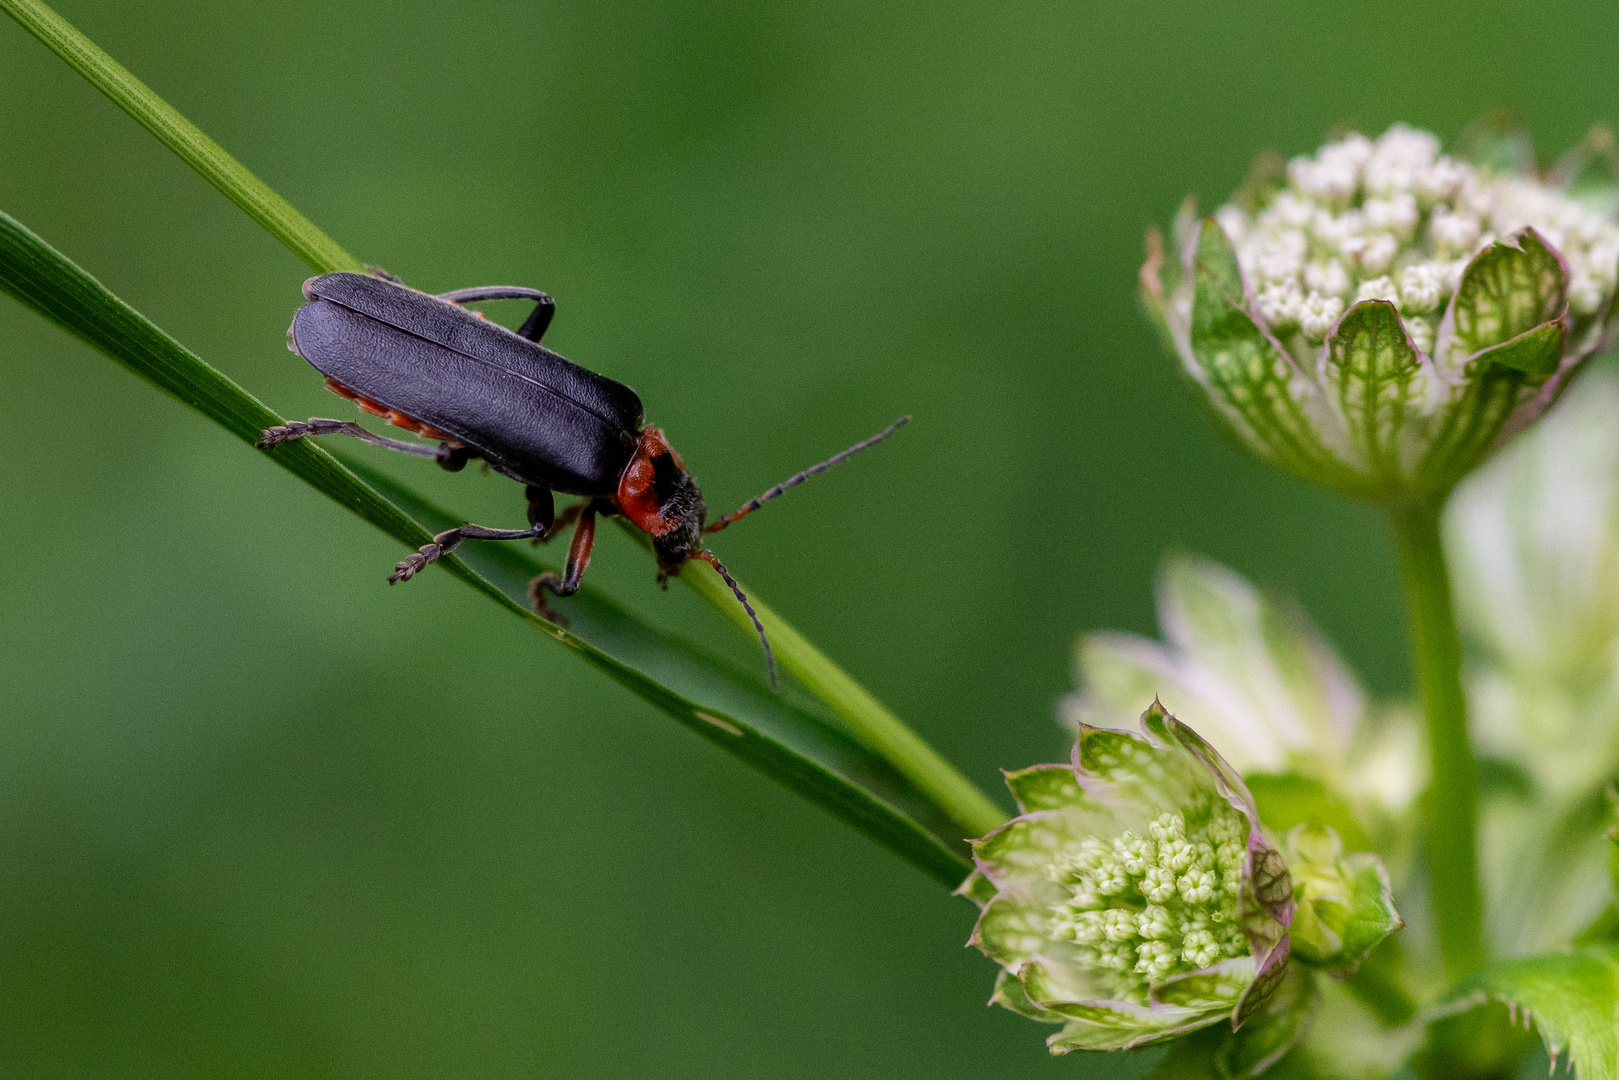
xmin=3 ymin=0 xmax=1008 ymax=839
xmin=0 ymin=207 xmax=971 ymax=888
xmin=619 ymin=523 xmax=1008 ymax=836
xmin=0 ymin=0 xmax=362 ymax=275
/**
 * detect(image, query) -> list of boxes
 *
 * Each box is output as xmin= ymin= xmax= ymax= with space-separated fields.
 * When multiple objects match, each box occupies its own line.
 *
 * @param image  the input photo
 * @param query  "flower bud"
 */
xmin=1282 ymin=824 xmax=1402 ymax=974
xmin=961 ymin=702 xmax=1295 ymax=1053
xmin=1142 ymin=124 xmax=1619 ymax=504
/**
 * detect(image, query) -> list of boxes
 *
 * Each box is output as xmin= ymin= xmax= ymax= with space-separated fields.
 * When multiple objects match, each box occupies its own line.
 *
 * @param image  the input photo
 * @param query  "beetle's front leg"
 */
xmin=528 ymin=501 xmax=606 ymax=622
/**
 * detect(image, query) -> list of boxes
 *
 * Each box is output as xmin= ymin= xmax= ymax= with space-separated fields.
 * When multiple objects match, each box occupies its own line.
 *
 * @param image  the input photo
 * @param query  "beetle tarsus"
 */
xmin=390 ymin=521 xmax=548 ymax=584
xmin=527 ymin=573 xmax=569 ymax=625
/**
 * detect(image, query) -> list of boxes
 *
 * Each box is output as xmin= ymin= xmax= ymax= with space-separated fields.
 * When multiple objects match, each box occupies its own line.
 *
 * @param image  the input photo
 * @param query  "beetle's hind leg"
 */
xmin=259 ymin=417 xmax=480 ymax=473
xmin=258 ymin=418 xmax=442 ymax=457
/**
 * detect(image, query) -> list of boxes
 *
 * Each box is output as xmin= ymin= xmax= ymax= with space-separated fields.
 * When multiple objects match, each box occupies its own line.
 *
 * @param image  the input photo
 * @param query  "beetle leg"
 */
xmin=527 ymin=502 xmax=602 ymax=622
xmin=533 ymin=501 xmax=585 ymax=544
xmin=525 ymin=486 xmax=556 ymax=533
xmin=389 ymin=521 xmax=548 ymax=584
xmin=515 ymin=297 xmax=556 ymax=342
xmin=435 ymin=286 xmax=556 ymax=343
xmin=258 ymin=418 xmax=440 ymax=458
xmin=435 ymin=443 xmax=482 ymax=472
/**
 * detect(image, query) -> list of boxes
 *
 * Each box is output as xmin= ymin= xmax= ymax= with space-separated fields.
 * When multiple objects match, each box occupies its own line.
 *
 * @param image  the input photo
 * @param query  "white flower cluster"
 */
xmin=1046 ymin=808 xmax=1248 ymax=1001
xmin=1215 ymin=125 xmax=1619 ymax=354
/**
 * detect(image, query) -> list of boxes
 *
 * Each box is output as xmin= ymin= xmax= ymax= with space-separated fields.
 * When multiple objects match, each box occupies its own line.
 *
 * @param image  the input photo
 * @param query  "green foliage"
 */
xmin=1446 ymin=944 xmax=1619 ymax=1080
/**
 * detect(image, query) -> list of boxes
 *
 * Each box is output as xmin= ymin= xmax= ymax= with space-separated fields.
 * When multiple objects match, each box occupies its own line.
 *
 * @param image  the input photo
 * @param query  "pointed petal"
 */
xmin=1002 ymin=764 xmax=1088 ymax=814
xmin=1184 ymin=222 xmax=1341 ymax=484
xmin=990 ymin=968 xmax=1064 ymax=1023
xmin=1435 ymin=228 xmax=1568 ymax=375
xmin=1321 ymin=299 xmax=1428 ymax=485
xmin=1420 ymin=320 xmax=1565 ymax=489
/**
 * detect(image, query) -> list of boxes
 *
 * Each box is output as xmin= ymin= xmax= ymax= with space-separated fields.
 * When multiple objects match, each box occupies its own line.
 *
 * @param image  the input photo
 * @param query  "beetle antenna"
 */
xmin=704 ymin=415 xmax=910 ymax=534
xmin=695 ymin=550 xmax=777 ymax=690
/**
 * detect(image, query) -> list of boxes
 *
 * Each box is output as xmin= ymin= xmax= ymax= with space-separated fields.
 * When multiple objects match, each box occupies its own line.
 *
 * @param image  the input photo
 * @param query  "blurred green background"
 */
xmin=2 ymin=0 xmax=1616 ymax=1075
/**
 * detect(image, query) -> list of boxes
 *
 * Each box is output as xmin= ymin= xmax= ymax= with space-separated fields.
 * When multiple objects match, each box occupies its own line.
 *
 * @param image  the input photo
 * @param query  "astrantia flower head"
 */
xmin=962 ymin=702 xmax=1296 ymax=1053
xmin=1143 ymin=123 xmax=1619 ymax=504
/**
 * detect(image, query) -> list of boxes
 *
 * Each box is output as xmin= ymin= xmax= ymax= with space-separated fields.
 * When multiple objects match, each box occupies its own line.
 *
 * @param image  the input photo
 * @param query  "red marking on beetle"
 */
xmin=325 ymin=378 xmax=458 ymax=443
xmin=615 ymin=426 xmax=682 ymax=536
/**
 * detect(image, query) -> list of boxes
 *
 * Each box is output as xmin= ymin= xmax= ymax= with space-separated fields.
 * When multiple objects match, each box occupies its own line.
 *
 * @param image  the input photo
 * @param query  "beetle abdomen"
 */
xmin=290 ymin=273 xmax=643 ymax=494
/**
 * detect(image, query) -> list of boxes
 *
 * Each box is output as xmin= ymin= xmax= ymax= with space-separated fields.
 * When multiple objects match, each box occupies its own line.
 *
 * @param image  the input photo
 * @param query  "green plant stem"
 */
xmin=655 ymin=528 xmax=1007 ymax=838
xmin=0 ymin=0 xmax=361 ymax=275
xmin=1391 ymin=500 xmax=1484 ymax=982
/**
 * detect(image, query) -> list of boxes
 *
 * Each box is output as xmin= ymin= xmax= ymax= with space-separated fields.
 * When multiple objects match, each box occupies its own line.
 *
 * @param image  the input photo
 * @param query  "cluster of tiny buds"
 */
xmin=1214 ymin=125 xmax=1619 ymax=354
xmin=1046 ymin=809 xmax=1249 ymax=1001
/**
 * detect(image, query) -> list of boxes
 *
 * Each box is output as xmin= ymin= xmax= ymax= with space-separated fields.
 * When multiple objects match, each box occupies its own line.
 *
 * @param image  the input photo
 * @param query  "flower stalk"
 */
xmin=1391 ymin=500 xmax=1483 ymax=981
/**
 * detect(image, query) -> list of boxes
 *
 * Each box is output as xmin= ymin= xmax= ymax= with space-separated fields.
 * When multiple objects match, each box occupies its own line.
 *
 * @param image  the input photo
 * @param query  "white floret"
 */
xmin=1570 ymin=274 xmax=1605 ymax=315
xmin=1356 ymin=276 xmax=1398 ymax=304
xmin=1214 ymin=206 xmax=1248 ymax=246
xmin=1255 ymin=281 xmax=1303 ymax=331
xmin=1356 ymin=233 xmax=1398 ymax=275
xmin=1414 ymin=157 xmax=1467 ymax=205
xmin=1398 ymin=263 xmax=1445 ymax=314
xmin=1300 ymin=292 xmax=1344 ymax=341
xmin=1364 ymin=193 xmax=1419 ymax=238
xmin=1304 ymin=259 xmax=1350 ymax=298
xmin=1431 ymin=210 xmax=1482 ymax=254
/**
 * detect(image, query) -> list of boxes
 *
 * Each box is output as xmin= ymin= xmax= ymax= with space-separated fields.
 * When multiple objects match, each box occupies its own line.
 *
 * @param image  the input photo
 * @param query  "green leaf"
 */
xmin=1322 ymin=300 xmax=1424 ymax=483
xmin=0 ymin=206 xmax=973 ymax=889
xmin=0 ymin=0 xmax=362 ymax=275
xmin=1476 ymin=319 xmax=1565 ymax=377
xmin=1447 ymin=943 xmax=1619 ymax=1080
xmin=1002 ymin=764 xmax=1088 ymax=813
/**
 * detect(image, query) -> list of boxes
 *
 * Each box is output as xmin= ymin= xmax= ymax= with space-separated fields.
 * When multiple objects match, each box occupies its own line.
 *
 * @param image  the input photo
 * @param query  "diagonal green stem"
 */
xmin=670 ymin=542 xmax=1007 ymax=837
xmin=1391 ymin=500 xmax=1484 ymax=982
xmin=5 ymin=0 xmax=1009 ymax=842
xmin=0 ymin=0 xmax=362 ymax=275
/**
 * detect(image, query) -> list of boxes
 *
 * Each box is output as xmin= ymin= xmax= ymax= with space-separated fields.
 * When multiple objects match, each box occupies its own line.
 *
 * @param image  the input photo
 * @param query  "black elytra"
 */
xmin=260 ymin=270 xmax=910 ymax=687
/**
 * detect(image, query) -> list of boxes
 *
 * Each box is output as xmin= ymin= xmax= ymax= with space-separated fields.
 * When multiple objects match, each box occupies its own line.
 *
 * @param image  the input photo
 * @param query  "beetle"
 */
xmin=258 ymin=271 xmax=907 ymax=685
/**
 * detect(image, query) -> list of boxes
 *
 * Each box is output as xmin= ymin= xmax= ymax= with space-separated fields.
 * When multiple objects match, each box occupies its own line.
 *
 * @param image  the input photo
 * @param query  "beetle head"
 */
xmin=616 ymin=426 xmax=708 ymax=567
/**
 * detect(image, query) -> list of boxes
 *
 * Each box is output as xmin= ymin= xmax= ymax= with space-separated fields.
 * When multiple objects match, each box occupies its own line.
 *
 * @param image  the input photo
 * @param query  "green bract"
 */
xmin=1066 ymin=555 xmax=1423 ymax=835
xmin=962 ymin=702 xmax=1295 ymax=1054
xmin=1143 ymin=124 xmax=1619 ymax=503
xmin=1283 ymin=823 xmax=1402 ymax=974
